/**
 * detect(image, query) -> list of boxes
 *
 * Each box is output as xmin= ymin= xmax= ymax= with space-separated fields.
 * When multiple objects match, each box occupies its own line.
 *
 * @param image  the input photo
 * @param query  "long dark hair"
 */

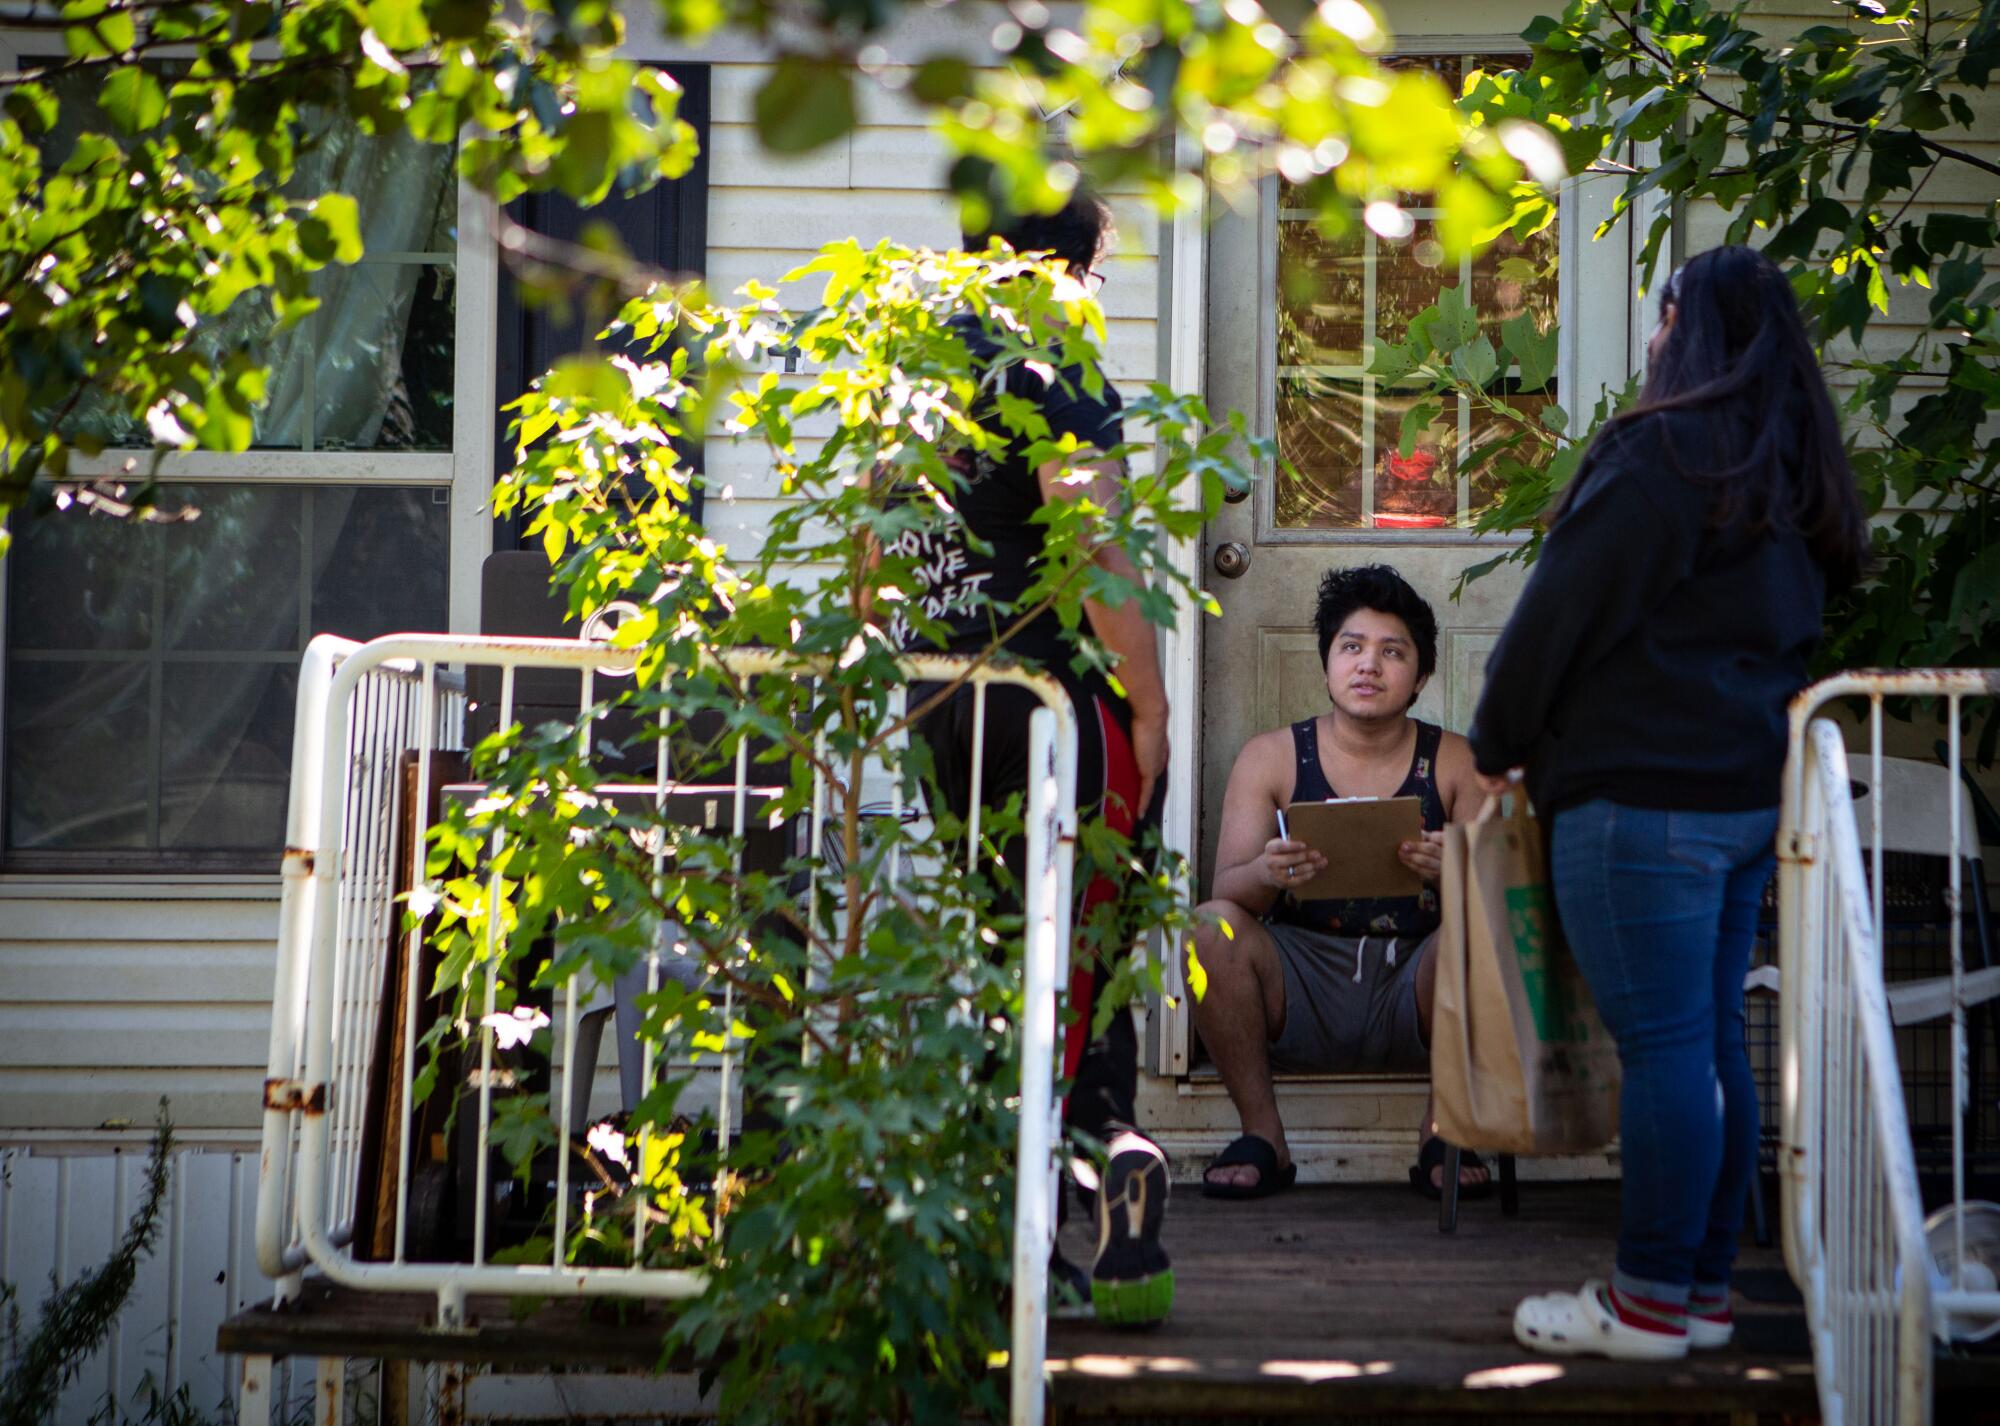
xmin=1558 ymin=244 xmax=1869 ymax=588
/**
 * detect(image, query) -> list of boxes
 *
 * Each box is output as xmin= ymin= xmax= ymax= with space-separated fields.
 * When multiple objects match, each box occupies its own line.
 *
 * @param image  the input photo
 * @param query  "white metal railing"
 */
xmin=256 ymin=635 xmax=469 ymax=1294
xmin=1780 ymin=670 xmax=2000 ymax=1425
xmin=251 ymin=633 xmax=1078 ymax=1426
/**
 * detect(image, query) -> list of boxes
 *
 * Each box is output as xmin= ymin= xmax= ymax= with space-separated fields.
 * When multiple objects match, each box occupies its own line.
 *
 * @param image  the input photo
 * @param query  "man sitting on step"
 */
xmin=1188 ymin=564 xmax=1489 ymax=1201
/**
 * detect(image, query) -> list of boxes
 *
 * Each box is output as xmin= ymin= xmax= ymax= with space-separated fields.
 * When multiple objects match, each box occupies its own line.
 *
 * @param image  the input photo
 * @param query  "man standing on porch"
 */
xmin=904 ymin=190 xmax=1175 ymax=1326
xmin=1189 ymin=565 xmax=1489 ymax=1200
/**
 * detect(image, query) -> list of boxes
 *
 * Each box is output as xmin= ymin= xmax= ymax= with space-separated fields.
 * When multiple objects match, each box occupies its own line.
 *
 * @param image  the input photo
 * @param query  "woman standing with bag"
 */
xmin=1466 ymin=245 xmax=1869 ymax=1361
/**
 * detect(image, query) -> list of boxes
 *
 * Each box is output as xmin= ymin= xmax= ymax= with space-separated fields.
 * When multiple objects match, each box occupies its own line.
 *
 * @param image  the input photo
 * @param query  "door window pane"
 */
xmin=4 ymin=485 xmax=449 ymax=864
xmin=1273 ymin=53 xmax=1556 ymax=533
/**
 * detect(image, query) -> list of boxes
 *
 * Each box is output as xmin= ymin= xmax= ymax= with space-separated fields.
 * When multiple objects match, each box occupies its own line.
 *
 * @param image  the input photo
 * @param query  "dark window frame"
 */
xmin=494 ymin=63 xmax=711 ymax=550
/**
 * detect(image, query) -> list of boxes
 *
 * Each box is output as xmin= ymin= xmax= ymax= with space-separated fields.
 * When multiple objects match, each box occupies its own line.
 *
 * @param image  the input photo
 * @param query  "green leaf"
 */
xmin=1924 ymin=212 xmax=1996 ymax=257
xmin=300 ymin=193 xmax=364 ymax=265
xmin=1436 ymin=175 xmax=1510 ymax=257
xmin=2 ymin=82 xmax=57 ymax=136
xmin=909 ymin=57 xmax=975 ymax=106
xmin=754 ymin=55 xmax=856 ymax=155
xmin=1686 ymin=112 xmax=1727 ymax=178
xmin=100 ymin=67 xmax=166 ymax=134
xmin=1501 ymin=314 xmax=1558 ymax=392
xmin=366 ymin=0 xmax=432 ymax=51
xmin=1430 ymin=284 xmax=1479 ymax=351
xmin=1450 ymin=333 xmax=1499 ymax=389
xmin=1368 ymin=341 xmax=1420 ymax=381
xmin=1947 ymin=545 xmax=2000 ymax=636
xmin=1867 ymin=131 xmax=1930 ymax=194
xmin=64 ymin=5 xmax=136 ymax=58
xmin=1399 ymin=398 xmax=1444 ymax=458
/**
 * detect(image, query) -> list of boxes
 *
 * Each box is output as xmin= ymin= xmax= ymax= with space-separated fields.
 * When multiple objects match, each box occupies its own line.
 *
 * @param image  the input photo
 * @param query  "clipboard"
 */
xmin=1277 ymin=795 xmax=1424 ymax=901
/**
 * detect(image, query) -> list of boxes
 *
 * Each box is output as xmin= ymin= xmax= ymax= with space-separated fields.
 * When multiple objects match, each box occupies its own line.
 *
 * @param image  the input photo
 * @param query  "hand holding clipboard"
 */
xmin=1273 ymin=796 xmax=1426 ymax=901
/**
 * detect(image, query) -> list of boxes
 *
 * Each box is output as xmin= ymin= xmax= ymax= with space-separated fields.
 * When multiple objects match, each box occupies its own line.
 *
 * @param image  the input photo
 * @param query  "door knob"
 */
xmin=1213 ymin=541 xmax=1252 ymax=579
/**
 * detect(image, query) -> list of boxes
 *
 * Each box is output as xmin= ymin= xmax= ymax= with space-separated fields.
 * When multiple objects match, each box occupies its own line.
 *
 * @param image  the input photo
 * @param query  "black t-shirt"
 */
xmin=1466 ymin=409 xmax=1827 ymax=814
xmin=888 ymin=316 xmax=1125 ymax=692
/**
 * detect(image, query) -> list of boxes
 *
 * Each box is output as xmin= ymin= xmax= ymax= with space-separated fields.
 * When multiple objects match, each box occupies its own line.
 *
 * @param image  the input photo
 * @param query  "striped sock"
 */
xmin=1602 ymin=1283 xmax=1690 ymax=1337
xmin=1689 ymin=1286 xmax=1732 ymax=1326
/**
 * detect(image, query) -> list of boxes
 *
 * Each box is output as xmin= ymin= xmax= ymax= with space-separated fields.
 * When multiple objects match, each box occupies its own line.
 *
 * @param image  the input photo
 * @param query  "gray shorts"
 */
xmin=1266 ymin=923 xmax=1435 ymax=1075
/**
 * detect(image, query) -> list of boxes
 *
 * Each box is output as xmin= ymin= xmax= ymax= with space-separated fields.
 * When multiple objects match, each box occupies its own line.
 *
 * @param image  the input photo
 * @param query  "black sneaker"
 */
xmin=1089 ymin=1132 xmax=1173 ymax=1326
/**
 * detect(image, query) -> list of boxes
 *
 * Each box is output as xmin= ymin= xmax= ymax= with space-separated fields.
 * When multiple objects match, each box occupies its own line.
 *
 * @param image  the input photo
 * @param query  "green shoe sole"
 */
xmin=1090 ymin=1268 xmax=1174 ymax=1327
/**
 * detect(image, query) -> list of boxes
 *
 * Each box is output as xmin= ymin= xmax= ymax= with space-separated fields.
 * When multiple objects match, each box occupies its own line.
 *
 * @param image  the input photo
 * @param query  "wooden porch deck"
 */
xmin=220 ymin=1182 xmax=2000 ymax=1422
xmin=1047 ymin=1181 xmax=1997 ymax=1423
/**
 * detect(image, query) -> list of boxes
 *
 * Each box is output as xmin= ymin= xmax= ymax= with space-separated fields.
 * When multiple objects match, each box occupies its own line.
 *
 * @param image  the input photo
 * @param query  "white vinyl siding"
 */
xmin=692 ymin=57 xmax=1166 ymax=560
xmin=0 ymin=882 xmax=279 ymax=1133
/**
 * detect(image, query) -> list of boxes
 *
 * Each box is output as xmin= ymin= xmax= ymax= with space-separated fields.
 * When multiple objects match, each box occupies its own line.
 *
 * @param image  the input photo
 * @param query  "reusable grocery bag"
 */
xmin=1431 ymin=792 xmax=1620 ymax=1156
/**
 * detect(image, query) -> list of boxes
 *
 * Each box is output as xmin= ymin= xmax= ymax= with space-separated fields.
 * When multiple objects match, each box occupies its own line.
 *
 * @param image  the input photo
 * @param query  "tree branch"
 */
xmin=1601 ymin=5 xmax=2000 ymax=181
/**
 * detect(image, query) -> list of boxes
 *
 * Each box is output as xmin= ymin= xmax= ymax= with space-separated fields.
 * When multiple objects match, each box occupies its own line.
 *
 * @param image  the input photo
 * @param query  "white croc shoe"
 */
xmin=1513 ymin=1280 xmax=1690 ymax=1361
xmin=1686 ymin=1307 xmax=1734 ymax=1350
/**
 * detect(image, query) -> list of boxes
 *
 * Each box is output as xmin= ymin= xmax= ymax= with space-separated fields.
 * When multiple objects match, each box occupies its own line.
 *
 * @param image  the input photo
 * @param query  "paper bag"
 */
xmin=1431 ymin=793 xmax=1620 ymax=1156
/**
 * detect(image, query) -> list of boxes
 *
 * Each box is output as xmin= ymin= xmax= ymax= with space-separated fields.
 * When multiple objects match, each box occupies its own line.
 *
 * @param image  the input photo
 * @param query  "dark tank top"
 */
xmin=1274 ymin=717 xmax=1446 ymax=939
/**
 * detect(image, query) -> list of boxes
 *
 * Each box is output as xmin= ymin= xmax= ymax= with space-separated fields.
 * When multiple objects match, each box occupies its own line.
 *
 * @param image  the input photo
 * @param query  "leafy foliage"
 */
xmin=1 ymin=0 xmax=1556 ymax=551
xmin=1 ymin=1104 xmax=174 ymax=1426
xmin=411 ymin=242 xmax=1256 ymax=1421
xmin=1411 ymin=0 xmax=2000 ymax=682
xmin=0 ymin=0 xmax=699 ymax=549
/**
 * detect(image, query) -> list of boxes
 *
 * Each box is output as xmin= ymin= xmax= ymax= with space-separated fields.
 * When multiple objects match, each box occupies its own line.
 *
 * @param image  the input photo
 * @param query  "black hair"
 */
xmin=963 ymin=190 xmax=1113 ymax=274
xmin=1560 ymin=244 xmax=1870 ymax=588
xmin=1313 ymin=565 xmax=1438 ymax=679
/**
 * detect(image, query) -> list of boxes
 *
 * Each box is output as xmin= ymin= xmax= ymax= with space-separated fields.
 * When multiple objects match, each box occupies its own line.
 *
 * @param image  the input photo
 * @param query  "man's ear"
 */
xmin=1408 ymin=671 xmax=1431 ymax=712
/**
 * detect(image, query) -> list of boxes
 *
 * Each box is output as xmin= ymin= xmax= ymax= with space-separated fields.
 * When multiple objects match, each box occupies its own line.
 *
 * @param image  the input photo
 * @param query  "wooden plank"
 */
xmin=178 ymin=1151 xmax=246 ymax=1409
xmin=0 ymin=945 xmax=275 ymax=1003
xmin=58 ymin=1155 xmax=119 ymax=1423
xmin=118 ymin=1148 xmax=175 ymax=1410
xmin=709 ymin=62 xmax=938 ymax=132
xmin=705 ymin=248 xmax=1163 ymax=320
xmin=0 ymin=1069 xmax=265 ymax=1133
xmin=707 ymin=121 xmax=850 ymax=189
xmin=0 ymin=899 xmax=278 ymax=942
xmin=0 ymin=1005 xmax=269 ymax=1068
xmin=710 ymin=185 xmax=962 ymax=253
xmin=217 ymin=1281 xmax=683 ymax=1369
xmin=1 ymin=1148 xmax=63 ymax=1301
xmin=709 ymin=186 xmax=1163 ymax=258
xmin=1045 ymin=1184 xmax=1823 ymax=1418
xmin=0 ymin=878 xmax=278 ymax=902
xmin=846 ymin=125 xmax=953 ymax=191
xmin=232 ymin=1152 xmax=262 ymax=1317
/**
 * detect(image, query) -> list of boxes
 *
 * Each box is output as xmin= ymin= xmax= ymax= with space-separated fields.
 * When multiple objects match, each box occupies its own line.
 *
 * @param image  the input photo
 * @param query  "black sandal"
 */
xmin=1410 ymin=1136 xmax=1493 ymax=1202
xmin=1201 ymin=1133 xmax=1298 ymax=1200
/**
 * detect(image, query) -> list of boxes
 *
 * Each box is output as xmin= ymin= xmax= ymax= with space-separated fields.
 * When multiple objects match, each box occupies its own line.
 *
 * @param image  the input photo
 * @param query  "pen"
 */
xmin=1274 ymin=807 xmax=1289 ymax=841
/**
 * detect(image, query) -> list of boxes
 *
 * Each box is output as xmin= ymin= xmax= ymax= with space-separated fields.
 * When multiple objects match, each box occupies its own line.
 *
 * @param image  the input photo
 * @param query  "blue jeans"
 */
xmin=1551 ymin=799 xmax=1778 ymax=1306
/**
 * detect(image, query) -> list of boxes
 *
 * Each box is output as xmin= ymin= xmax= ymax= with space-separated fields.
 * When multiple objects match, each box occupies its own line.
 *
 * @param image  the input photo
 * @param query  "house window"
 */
xmin=1274 ymin=53 xmax=1558 ymax=532
xmin=1 ymin=64 xmax=462 ymax=872
xmin=6 ymin=487 xmax=449 ymax=864
xmin=2 ymin=60 xmax=712 ymax=873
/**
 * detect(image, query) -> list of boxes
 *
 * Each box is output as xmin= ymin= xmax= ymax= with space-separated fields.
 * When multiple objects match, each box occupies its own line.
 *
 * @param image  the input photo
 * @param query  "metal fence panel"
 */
xmin=252 ymin=634 xmax=1079 ymax=1426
